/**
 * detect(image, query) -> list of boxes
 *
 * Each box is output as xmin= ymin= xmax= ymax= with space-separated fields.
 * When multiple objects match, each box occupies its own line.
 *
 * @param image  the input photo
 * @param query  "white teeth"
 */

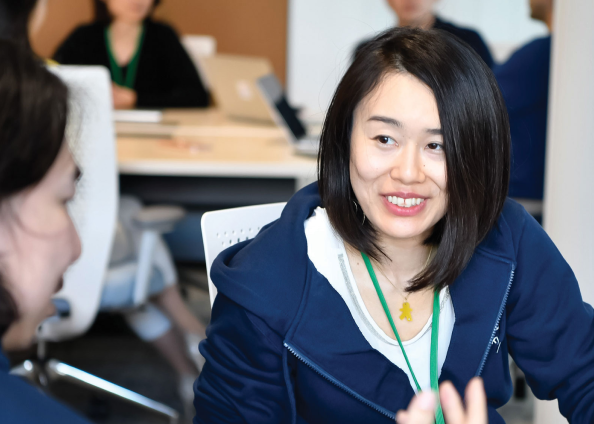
xmin=386 ymin=196 xmax=425 ymax=208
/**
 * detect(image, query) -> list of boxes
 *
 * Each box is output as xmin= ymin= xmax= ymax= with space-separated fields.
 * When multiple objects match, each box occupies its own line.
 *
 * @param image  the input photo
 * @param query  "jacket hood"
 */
xmin=210 ymin=183 xmax=321 ymax=334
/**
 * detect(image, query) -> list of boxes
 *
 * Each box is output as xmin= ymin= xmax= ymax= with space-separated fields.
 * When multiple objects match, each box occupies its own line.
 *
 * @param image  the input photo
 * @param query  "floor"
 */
xmin=8 ymin=265 xmax=535 ymax=424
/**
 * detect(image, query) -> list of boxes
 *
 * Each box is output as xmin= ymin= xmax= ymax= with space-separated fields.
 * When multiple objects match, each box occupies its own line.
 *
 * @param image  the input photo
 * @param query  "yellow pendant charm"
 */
xmin=399 ymin=302 xmax=413 ymax=321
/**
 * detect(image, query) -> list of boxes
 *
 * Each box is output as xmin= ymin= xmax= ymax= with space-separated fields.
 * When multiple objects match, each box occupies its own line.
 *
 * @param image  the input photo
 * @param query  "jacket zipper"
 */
xmin=284 ymin=342 xmax=396 ymax=420
xmin=476 ymin=265 xmax=515 ymax=376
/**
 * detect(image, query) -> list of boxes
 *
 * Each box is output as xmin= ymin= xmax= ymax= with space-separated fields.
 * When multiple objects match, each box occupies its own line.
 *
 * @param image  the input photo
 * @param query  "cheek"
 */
xmin=350 ymin=139 xmax=393 ymax=185
xmin=424 ymin=159 xmax=447 ymax=191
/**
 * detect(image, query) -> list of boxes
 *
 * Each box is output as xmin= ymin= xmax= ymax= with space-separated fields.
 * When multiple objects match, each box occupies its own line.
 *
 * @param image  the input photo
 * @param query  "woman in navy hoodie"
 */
xmin=0 ymin=42 xmax=90 ymax=423
xmin=194 ymin=28 xmax=594 ymax=424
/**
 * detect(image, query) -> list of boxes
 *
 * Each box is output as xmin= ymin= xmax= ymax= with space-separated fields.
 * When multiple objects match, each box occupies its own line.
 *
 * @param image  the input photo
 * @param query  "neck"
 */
xmin=374 ymin=233 xmax=433 ymax=292
xmin=399 ymin=13 xmax=435 ymax=30
xmin=109 ymin=19 xmax=142 ymax=38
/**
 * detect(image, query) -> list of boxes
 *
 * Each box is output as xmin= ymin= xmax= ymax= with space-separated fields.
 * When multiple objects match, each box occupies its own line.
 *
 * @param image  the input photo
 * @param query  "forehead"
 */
xmin=355 ymin=72 xmax=440 ymax=128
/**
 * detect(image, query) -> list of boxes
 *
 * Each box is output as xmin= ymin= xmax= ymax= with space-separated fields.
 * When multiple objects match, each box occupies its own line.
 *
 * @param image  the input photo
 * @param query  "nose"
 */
xmin=389 ymin=142 xmax=425 ymax=185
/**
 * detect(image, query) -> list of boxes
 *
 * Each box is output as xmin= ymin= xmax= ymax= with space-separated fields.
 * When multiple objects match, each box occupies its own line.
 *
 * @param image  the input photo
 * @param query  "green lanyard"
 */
xmin=361 ymin=252 xmax=445 ymax=424
xmin=104 ymin=24 xmax=146 ymax=89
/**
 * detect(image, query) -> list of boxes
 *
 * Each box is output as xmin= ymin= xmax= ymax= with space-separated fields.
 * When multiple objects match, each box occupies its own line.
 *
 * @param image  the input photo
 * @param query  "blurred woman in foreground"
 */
xmin=0 ymin=39 xmax=90 ymax=424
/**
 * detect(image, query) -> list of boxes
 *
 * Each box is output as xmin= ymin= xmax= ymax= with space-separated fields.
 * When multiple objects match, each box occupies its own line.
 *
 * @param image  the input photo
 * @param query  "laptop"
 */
xmin=257 ymin=74 xmax=320 ymax=157
xmin=200 ymin=54 xmax=276 ymax=123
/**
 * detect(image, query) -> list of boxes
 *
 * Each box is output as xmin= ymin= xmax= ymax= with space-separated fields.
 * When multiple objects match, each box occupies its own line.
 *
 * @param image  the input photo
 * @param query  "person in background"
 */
xmin=0 ymin=39 xmax=91 ymax=424
xmin=356 ymin=0 xmax=494 ymax=68
xmin=0 ymin=0 xmax=207 ymax=416
xmin=54 ymin=0 xmax=209 ymax=109
xmin=494 ymin=0 xmax=553 ymax=203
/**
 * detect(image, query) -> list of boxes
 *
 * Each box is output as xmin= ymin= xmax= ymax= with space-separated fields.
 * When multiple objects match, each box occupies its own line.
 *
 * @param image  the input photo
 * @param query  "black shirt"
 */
xmin=354 ymin=16 xmax=495 ymax=69
xmin=54 ymin=20 xmax=209 ymax=109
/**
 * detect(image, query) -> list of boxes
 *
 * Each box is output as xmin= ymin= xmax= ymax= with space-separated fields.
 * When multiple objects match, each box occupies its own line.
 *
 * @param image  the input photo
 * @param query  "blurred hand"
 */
xmin=111 ymin=83 xmax=137 ymax=109
xmin=395 ymin=378 xmax=487 ymax=424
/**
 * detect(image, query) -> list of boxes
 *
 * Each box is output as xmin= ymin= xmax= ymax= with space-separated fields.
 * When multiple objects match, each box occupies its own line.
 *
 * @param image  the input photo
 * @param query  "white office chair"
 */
xmin=201 ymin=203 xmax=286 ymax=306
xmin=181 ymin=35 xmax=217 ymax=90
xmin=10 ymin=66 xmax=180 ymax=423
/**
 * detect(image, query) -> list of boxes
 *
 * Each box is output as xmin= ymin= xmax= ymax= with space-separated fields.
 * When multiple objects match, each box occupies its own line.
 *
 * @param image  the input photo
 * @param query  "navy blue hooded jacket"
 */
xmin=0 ymin=350 xmax=90 ymax=423
xmin=194 ymin=183 xmax=594 ymax=423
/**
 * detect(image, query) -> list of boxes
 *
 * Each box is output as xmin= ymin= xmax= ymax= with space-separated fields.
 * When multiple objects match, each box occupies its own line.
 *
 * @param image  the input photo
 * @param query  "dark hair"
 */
xmin=94 ymin=0 xmax=161 ymax=23
xmin=0 ymin=40 xmax=69 ymax=336
xmin=319 ymin=27 xmax=510 ymax=293
xmin=0 ymin=0 xmax=39 ymax=52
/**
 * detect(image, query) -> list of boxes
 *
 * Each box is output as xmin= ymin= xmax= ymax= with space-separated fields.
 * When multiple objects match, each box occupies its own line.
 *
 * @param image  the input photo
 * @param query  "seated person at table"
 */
xmin=356 ymin=0 xmax=494 ymax=68
xmin=0 ymin=40 xmax=90 ymax=424
xmin=54 ymin=0 xmax=209 ymax=109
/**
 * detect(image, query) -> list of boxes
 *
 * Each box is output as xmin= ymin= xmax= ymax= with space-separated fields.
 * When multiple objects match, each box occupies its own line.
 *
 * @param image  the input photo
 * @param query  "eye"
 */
xmin=375 ymin=135 xmax=396 ymax=145
xmin=427 ymin=142 xmax=444 ymax=151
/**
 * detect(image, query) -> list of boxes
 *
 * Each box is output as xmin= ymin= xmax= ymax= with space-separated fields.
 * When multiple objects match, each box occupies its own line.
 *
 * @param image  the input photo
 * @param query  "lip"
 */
xmin=382 ymin=192 xmax=427 ymax=199
xmin=382 ymin=195 xmax=428 ymax=217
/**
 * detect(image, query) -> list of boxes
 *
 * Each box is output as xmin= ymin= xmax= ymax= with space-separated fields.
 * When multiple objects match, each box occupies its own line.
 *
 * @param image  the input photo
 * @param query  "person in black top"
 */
xmin=356 ymin=0 xmax=494 ymax=68
xmin=54 ymin=0 xmax=209 ymax=109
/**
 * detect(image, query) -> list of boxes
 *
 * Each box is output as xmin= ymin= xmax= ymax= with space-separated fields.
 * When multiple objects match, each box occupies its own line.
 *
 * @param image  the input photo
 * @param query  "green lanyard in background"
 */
xmin=104 ymin=24 xmax=146 ymax=89
xmin=361 ymin=252 xmax=445 ymax=424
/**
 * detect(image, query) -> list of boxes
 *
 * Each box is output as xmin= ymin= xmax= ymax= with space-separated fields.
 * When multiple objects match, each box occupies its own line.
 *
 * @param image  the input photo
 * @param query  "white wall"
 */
xmin=287 ymin=0 xmax=548 ymax=118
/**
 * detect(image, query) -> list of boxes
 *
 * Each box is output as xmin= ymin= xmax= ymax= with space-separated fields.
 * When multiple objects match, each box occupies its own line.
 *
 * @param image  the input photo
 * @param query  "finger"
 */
xmin=465 ymin=377 xmax=488 ymax=424
xmin=405 ymin=391 xmax=436 ymax=424
xmin=440 ymin=381 xmax=466 ymax=424
xmin=395 ymin=410 xmax=409 ymax=424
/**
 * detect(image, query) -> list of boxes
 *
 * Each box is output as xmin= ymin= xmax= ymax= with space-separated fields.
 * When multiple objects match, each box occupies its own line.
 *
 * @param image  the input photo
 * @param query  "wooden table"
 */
xmin=117 ymin=109 xmax=318 ymax=191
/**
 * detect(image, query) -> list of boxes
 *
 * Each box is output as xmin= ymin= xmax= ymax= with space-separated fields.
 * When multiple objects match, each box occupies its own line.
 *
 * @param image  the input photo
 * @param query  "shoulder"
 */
xmin=0 ymin=371 xmax=89 ymax=423
xmin=145 ymin=20 xmax=181 ymax=40
xmin=210 ymin=183 xmax=321 ymax=334
xmin=64 ymin=22 xmax=106 ymax=41
xmin=495 ymin=36 xmax=551 ymax=75
xmin=434 ymin=17 xmax=485 ymax=44
xmin=476 ymin=198 xmax=532 ymax=262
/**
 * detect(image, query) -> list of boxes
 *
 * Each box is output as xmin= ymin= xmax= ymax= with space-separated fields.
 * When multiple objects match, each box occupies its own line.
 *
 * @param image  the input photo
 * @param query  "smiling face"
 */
xmin=103 ymin=0 xmax=155 ymax=24
xmin=349 ymin=72 xmax=447 ymax=246
xmin=0 ymin=144 xmax=81 ymax=351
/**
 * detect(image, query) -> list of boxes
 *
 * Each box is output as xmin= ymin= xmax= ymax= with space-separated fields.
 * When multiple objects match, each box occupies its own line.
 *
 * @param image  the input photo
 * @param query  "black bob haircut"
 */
xmin=0 ymin=40 xmax=69 ymax=336
xmin=318 ymin=27 xmax=510 ymax=293
xmin=94 ymin=0 xmax=162 ymax=23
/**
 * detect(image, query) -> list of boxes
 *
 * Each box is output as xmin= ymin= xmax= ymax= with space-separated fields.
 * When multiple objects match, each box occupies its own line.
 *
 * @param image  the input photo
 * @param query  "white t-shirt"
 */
xmin=304 ymin=207 xmax=455 ymax=392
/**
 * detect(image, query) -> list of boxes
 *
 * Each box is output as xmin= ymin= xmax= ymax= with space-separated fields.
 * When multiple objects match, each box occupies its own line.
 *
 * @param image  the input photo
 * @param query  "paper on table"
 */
xmin=113 ymin=110 xmax=163 ymax=123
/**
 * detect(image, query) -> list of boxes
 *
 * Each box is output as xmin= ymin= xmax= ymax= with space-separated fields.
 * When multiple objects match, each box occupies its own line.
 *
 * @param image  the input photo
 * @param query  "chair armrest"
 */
xmin=133 ymin=206 xmax=186 ymax=233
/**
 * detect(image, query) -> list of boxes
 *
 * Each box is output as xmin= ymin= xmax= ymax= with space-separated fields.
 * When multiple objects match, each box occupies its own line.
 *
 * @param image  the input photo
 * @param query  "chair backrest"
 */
xmin=38 ymin=66 xmax=118 ymax=342
xmin=181 ymin=35 xmax=217 ymax=89
xmin=201 ymin=203 xmax=286 ymax=306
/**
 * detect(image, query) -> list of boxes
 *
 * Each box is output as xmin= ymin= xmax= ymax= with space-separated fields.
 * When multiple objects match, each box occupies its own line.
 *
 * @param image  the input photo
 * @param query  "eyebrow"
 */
xmin=368 ymin=115 xmax=442 ymax=135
